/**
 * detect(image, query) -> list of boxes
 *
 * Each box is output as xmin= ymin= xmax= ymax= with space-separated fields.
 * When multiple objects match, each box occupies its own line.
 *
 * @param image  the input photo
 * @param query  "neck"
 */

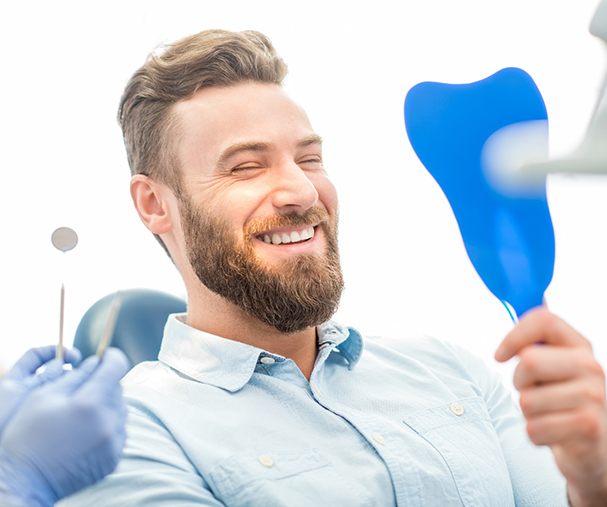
xmin=185 ymin=289 xmax=318 ymax=380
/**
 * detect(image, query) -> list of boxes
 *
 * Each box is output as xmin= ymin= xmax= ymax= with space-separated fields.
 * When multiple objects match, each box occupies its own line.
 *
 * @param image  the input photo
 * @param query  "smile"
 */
xmin=256 ymin=225 xmax=316 ymax=245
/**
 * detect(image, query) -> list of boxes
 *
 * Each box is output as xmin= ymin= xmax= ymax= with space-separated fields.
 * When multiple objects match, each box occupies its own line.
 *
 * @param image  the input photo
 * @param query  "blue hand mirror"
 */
xmin=404 ymin=68 xmax=554 ymax=319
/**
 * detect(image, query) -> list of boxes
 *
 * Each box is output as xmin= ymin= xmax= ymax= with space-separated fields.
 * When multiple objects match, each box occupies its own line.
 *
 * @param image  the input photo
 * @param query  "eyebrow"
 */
xmin=216 ymin=134 xmax=323 ymax=169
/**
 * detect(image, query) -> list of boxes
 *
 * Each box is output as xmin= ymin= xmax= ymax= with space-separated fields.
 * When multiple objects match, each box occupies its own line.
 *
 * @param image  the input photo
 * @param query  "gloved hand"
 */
xmin=0 ymin=346 xmax=81 ymax=434
xmin=0 ymin=348 xmax=130 ymax=507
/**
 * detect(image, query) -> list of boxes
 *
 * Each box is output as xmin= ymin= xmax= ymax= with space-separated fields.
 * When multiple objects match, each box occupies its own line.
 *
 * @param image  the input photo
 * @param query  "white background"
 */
xmin=1 ymin=1 xmax=605 ymax=384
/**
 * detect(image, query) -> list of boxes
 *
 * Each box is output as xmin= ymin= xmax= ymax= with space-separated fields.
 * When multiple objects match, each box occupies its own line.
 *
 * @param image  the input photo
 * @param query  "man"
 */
xmin=0 ymin=346 xmax=129 ymax=506
xmin=61 ymin=30 xmax=607 ymax=506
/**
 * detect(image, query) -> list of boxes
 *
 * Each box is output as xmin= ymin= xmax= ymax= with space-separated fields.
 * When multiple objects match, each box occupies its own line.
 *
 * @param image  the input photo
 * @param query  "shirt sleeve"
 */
xmin=57 ymin=399 xmax=225 ymax=507
xmin=443 ymin=340 xmax=569 ymax=507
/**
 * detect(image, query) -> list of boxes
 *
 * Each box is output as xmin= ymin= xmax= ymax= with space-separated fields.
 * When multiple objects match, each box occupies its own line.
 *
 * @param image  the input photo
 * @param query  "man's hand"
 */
xmin=0 ymin=348 xmax=130 ymax=507
xmin=495 ymin=307 xmax=607 ymax=507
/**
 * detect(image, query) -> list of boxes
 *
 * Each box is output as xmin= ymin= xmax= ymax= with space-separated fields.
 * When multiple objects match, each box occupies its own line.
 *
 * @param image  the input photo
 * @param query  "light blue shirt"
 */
xmin=60 ymin=314 xmax=567 ymax=506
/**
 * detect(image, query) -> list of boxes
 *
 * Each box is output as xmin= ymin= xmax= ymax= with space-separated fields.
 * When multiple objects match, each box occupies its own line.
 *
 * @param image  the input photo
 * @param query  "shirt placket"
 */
xmin=308 ymin=351 xmax=419 ymax=507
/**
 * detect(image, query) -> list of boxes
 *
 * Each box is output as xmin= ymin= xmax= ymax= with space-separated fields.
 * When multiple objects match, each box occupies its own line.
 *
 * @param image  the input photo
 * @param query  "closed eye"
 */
xmin=299 ymin=157 xmax=323 ymax=166
xmin=231 ymin=164 xmax=264 ymax=172
xmin=299 ymin=158 xmax=324 ymax=173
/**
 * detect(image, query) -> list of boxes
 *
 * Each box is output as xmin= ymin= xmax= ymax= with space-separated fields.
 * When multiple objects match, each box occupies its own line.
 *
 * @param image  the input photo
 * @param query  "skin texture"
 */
xmin=496 ymin=307 xmax=607 ymax=506
xmin=130 ymin=82 xmax=339 ymax=379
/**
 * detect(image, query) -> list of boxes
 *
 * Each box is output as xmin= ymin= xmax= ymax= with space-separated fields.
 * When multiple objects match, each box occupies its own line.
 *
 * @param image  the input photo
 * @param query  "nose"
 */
xmin=270 ymin=161 xmax=319 ymax=213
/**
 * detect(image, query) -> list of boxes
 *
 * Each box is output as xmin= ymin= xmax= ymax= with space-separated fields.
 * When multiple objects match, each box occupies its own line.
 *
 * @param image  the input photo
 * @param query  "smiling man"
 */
xmin=60 ymin=30 xmax=607 ymax=506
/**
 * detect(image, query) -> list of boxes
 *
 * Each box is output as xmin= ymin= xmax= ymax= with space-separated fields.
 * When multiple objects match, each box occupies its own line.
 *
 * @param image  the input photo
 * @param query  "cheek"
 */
xmin=208 ymin=182 xmax=266 ymax=217
xmin=315 ymin=177 xmax=338 ymax=215
xmin=211 ymin=186 xmax=268 ymax=242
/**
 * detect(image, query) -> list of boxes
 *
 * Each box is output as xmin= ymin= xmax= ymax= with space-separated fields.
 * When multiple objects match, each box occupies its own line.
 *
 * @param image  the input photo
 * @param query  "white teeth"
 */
xmin=301 ymin=227 xmax=314 ymax=240
xmin=262 ymin=226 xmax=315 ymax=245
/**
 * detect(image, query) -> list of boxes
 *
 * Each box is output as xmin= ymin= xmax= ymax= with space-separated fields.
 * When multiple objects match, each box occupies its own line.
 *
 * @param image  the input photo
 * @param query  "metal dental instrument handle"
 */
xmin=57 ymin=284 xmax=65 ymax=363
xmin=96 ymin=292 xmax=123 ymax=359
xmin=51 ymin=227 xmax=79 ymax=363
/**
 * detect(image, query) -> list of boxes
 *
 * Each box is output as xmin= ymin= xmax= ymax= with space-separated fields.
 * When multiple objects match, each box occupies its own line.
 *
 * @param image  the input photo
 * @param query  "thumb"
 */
xmin=78 ymin=348 xmax=130 ymax=397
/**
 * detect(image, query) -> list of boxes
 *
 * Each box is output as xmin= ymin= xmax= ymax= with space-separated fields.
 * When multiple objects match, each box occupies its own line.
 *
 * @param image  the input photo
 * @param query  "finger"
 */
xmin=19 ymin=349 xmax=85 ymax=389
xmin=512 ymin=346 xmax=604 ymax=389
xmin=21 ymin=359 xmax=65 ymax=388
xmin=6 ymin=346 xmax=81 ymax=380
xmin=42 ymin=355 xmax=101 ymax=394
xmin=77 ymin=348 xmax=130 ymax=396
xmin=97 ymin=348 xmax=130 ymax=383
xmin=519 ymin=379 xmax=606 ymax=418
xmin=526 ymin=408 xmax=603 ymax=446
xmin=495 ymin=307 xmax=589 ymax=362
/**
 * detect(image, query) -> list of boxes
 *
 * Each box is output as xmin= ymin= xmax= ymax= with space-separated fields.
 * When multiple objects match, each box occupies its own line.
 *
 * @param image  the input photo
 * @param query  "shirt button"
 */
xmin=450 ymin=402 xmax=465 ymax=416
xmin=371 ymin=432 xmax=385 ymax=445
xmin=258 ymin=455 xmax=274 ymax=467
xmin=260 ymin=356 xmax=275 ymax=365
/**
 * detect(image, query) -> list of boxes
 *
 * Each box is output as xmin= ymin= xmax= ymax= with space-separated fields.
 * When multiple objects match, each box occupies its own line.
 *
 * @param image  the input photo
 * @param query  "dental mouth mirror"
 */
xmin=51 ymin=227 xmax=78 ymax=363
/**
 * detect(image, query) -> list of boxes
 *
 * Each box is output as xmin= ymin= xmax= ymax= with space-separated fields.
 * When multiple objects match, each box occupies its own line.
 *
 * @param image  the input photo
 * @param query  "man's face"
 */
xmin=171 ymin=82 xmax=343 ymax=333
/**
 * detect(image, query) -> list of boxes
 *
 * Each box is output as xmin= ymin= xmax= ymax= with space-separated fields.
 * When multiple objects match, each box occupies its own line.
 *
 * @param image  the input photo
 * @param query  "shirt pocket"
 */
xmin=402 ymin=396 xmax=514 ymax=507
xmin=209 ymin=448 xmax=374 ymax=507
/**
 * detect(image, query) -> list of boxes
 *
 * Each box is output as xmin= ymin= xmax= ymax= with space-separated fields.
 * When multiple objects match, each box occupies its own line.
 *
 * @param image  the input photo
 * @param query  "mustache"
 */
xmin=244 ymin=207 xmax=330 ymax=238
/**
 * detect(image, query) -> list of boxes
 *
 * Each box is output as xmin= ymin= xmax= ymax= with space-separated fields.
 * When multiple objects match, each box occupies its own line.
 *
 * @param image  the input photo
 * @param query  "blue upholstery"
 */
xmin=73 ymin=289 xmax=186 ymax=366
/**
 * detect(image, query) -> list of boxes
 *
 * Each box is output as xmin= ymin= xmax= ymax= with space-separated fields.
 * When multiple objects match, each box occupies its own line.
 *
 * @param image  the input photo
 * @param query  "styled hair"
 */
xmin=118 ymin=30 xmax=288 ymax=255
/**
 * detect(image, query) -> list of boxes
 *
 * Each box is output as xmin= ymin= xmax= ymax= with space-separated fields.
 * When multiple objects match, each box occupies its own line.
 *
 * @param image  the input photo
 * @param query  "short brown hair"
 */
xmin=118 ymin=30 xmax=288 ymax=254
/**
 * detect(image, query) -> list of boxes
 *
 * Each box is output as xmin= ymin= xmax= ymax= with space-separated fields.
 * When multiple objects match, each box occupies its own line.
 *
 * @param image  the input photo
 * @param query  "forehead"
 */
xmin=172 ymin=82 xmax=317 ymax=168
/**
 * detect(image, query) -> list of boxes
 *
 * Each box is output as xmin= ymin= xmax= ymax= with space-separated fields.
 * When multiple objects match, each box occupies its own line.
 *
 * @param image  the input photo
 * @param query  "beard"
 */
xmin=178 ymin=195 xmax=344 ymax=333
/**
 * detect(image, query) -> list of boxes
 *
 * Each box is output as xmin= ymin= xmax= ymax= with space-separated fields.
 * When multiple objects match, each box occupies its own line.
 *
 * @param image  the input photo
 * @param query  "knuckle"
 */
xmin=518 ymin=391 xmax=534 ymax=415
xmin=576 ymin=352 xmax=605 ymax=378
xmin=512 ymin=366 xmax=525 ymax=391
xmin=525 ymin=420 xmax=543 ymax=444
xmin=519 ymin=348 xmax=539 ymax=371
xmin=590 ymin=360 xmax=606 ymax=380
xmin=575 ymin=411 xmax=602 ymax=440
xmin=581 ymin=384 xmax=605 ymax=405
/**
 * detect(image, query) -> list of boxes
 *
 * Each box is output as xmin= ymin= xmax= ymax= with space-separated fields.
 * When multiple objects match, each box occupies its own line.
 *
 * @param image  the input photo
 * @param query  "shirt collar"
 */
xmin=317 ymin=321 xmax=363 ymax=369
xmin=158 ymin=314 xmax=363 ymax=392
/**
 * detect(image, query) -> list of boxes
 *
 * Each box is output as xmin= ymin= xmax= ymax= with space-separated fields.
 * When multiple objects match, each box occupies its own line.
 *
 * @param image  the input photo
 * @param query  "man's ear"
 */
xmin=130 ymin=175 xmax=174 ymax=235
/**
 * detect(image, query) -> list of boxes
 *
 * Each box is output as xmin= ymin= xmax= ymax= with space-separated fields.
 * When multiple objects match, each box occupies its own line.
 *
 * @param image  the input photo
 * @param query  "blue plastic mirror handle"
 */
xmin=404 ymin=68 xmax=555 ymax=318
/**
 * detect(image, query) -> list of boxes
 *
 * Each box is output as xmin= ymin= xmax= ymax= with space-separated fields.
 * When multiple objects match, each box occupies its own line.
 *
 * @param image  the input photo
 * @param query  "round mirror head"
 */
xmin=51 ymin=227 xmax=79 ymax=252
